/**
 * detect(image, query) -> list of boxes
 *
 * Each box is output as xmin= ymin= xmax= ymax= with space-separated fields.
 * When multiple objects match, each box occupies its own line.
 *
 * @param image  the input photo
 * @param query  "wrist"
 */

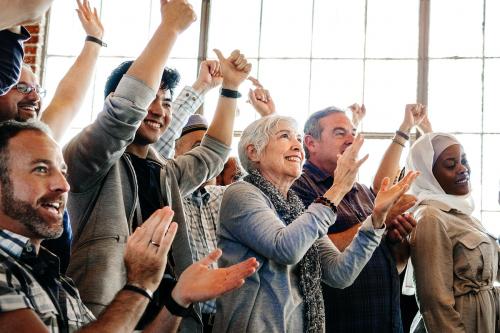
xmin=191 ymin=80 xmax=209 ymax=94
xmin=85 ymin=35 xmax=107 ymax=47
xmin=171 ymin=285 xmax=191 ymax=308
xmin=398 ymin=125 xmax=411 ymax=134
xmin=371 ymin=210 xmax=385 ymax=228
xmin=221 ymin=82 xmax=239 ymax=91
xmin=123 ymin=283 xmax=153 ymax=301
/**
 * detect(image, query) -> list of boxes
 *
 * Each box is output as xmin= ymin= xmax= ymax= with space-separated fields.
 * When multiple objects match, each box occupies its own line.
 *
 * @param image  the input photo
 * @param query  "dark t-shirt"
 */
xmin=0 ymin=27 xmax=30 ymax=96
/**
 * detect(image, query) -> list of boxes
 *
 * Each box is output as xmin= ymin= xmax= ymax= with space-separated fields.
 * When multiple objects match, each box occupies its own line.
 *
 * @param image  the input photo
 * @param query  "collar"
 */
xmin=0 ymin=229 xmax=36 ymax=259
xmin=302 ymin=160 xmax=359 ymax=193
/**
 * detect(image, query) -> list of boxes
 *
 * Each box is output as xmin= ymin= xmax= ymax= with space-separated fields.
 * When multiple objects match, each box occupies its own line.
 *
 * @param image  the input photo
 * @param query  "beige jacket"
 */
xmin=410 ymin=203 xmax=500 ymax=333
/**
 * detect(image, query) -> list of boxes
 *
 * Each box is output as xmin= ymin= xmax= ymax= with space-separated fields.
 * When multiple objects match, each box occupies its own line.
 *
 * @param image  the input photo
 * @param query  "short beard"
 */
xmin=1 ymin=176 xmax=63 ymax=240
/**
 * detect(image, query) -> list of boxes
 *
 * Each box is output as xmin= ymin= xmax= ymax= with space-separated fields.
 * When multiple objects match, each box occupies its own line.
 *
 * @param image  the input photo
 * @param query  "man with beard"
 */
xmin=0 ymin=120 xmax=258 ymax=333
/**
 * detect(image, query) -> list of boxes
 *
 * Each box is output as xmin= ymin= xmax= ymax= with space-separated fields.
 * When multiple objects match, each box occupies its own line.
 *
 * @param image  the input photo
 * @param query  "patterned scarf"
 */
xmin=244 ymin=169 xmax=325 ymax=333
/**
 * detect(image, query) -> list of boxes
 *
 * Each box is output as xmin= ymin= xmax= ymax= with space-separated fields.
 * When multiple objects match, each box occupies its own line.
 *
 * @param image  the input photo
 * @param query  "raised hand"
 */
xmin=400 ymin=103 xmax=426 ymax=133
xmin=171 ymin=249 xmax=258 ymax=307
xmin=348 ymin=103 xmax=366 ymax=128
xmin=160 ymin=0 xmax=197 ymax=35
xmin=124 ymin=207 xmax=178 ymax=292
xmin=213 ymin=49 xmax=252 ymax=90
xmin=417 ymin=111 xmax=433 ymax=134
xmin=76 ymin=0 xmax=104 ymax=39
xmin=372 ymin=171 xmax=419 ymax=228
xmin=247 ymin=76 xmax=276 ymax=117
xmin=192 ymin=60 xmax=223 ymax=93
xmin=331 ymin=135 xmax=369 ymax=199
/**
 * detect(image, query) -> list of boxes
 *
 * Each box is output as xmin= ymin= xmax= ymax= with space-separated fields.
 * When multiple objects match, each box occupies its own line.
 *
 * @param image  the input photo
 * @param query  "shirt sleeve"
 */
xmin=0 ymin=264 xmax=33 ymax=313
xmin=319 ymin=216 xmax=385 ymax=288
xmin=0 ymin=27 xmax=30 ymax=95
xmin=410 ymin=212 xmax=467 ymax=333
xmin=153 ymin=86 xmax=203 ymax=159
xmin=219 ymin=182 xmax=336 ymax=265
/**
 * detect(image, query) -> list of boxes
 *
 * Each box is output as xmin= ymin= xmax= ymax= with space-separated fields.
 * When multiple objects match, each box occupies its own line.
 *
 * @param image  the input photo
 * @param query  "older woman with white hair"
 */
xmin=213 ymin=115 xmax=418 ymax=332
xmin=407 ymin=132 xmax=499 ymax=333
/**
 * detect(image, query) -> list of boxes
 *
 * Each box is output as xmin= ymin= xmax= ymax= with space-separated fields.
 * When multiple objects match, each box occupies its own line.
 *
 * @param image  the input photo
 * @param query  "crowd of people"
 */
xmin=0 ymin=1 xmax=498 ymax=333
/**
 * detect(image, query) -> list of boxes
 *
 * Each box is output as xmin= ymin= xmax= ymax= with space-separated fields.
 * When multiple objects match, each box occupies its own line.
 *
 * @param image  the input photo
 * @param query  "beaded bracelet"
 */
xmin=314 ymin=196 xmax=338 ymax=213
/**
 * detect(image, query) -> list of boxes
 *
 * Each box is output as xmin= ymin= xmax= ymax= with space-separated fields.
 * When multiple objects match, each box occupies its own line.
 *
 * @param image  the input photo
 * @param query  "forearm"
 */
xmin=321 ymin=217 xmax=384 ymax=288
xmin=0 ymin=0 xmax=53 ymax=29
xmin=143 ymin=308 xmax=182 ymax=333
xmin=372 ymin=142 xmax=405 ymax=194
xmin=79 ymin=290 xmax=148 ymax=333
xmin=41 ymin=41 xmax=101 ymax=141
xmin=127 ymin=23 xmax=179 ymax=90
xmin=205 ymin=95 xmax=237 ymax=146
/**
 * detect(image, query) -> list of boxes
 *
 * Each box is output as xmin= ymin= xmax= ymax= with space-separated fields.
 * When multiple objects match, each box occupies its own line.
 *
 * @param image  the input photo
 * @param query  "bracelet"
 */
xmin=314 ymin=196 xmax=338 ymax=213
xmin=162 ymin=277 xmax=198 ymax=320
xmin=392 ymin=138 xmax=406 ymax=148
xmin=395 ymin=130 xmax=409 ymax=141
xmin=85 ymin=35 xmax=107 ymax=47
xmin=123 ymin=283 xmax=153 ymax=301
xmin=220 ymin=88 xmax=241 ymax=98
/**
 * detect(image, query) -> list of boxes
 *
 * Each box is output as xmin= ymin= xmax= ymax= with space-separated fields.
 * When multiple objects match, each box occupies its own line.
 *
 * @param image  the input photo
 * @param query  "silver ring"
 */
xmin=150 ymin=241 xmax=160 ymax=247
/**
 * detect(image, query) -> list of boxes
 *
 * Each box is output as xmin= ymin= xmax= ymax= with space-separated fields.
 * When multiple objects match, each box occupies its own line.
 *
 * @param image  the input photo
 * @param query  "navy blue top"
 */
xmin=0 ymin=27 xmax=30 ymax=96
xmin=292 ymin=160 xmax=403 ymax=333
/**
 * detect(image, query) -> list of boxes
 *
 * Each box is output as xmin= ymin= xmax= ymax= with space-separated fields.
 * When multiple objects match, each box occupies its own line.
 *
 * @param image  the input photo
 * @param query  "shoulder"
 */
xmin=221 ymin=181 xmax=272 ymax=211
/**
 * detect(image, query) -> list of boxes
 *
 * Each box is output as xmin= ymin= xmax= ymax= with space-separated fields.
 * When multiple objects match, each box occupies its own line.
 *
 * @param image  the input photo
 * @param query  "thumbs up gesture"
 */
xmin=213 ymin=49 xmax=252 ymax=90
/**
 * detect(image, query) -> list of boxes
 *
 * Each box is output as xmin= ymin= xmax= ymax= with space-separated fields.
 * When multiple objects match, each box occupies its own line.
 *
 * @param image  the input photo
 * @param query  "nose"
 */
xmin=457 ymin=163 xmax=468 ymax=175
xmin=26 ymin=87 xmax=41 ymax=102
xmin=148 ymin=98 xmax=164 ymax=117
xmin=50 ymin=170 xmax=70 ymax=194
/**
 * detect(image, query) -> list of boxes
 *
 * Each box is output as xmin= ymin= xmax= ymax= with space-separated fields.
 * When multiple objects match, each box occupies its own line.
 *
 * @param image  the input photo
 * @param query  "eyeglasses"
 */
xmin=15 ymin=83 xmax=47 ymax=98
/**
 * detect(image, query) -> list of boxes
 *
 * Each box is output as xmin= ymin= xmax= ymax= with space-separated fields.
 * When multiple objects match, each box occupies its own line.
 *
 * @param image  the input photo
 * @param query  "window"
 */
xmin=43 ymin=0 xmax=500 ymax=235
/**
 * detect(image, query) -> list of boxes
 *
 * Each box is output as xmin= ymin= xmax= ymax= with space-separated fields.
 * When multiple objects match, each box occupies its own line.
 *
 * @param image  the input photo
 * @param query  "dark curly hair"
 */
xmin=104 ymin=60 xmax=180 ymax=98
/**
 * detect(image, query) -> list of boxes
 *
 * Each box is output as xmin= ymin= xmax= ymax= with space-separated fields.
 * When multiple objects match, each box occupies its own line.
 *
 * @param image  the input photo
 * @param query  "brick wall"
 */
xmin=23 ymin=15 xmax=47 ymax=78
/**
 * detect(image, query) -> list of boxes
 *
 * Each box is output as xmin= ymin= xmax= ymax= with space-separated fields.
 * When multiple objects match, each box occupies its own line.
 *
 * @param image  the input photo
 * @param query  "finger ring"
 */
xmin=150 ymin=241 xmax=160 ymax=247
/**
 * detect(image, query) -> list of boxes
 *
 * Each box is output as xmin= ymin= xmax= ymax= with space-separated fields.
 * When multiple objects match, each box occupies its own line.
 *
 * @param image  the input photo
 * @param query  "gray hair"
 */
xmin=303 ymin=106 xmax=346 ymax=159
xmin=238 ymin=115 xmax=299 ymax=173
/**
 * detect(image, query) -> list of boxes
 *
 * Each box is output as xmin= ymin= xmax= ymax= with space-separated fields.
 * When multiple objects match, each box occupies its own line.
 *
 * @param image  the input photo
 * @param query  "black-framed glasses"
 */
xmin=15 ymin=83 xmax=47 ymax=98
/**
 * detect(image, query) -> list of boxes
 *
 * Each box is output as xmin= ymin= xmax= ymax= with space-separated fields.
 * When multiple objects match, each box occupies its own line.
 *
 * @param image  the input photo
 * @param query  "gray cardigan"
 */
xmin=64 ymin=75 xmax=230 ymax=332
xmin=214 ymin=181 xmax=384 ymax=333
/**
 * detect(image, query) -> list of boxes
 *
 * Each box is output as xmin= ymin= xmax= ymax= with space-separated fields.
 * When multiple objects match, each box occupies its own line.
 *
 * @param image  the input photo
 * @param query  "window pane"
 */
xmin=363 ymin=60 xmax=417 ymax=133
xmin=428 ymin=59 xmax=482 ymax=133
xmin=429 ymin=0 xmax=483 ymax=57
xmin=485 ymin=0 xmax=500 ymax=56
xmin=100 ymin=0 xmax=152 ymax=57
xmin=309 ymin=60 xmax=363 ymax=113
xmin=151 ymin=0 xmax=201 ymax=59
xmin=482 ymin=135 xmax=500 ymax=211
xmin=455 ymin=134 xmax=482 ymax=218
xmin=357 ymin=138 xmax=408 ymax=188
xmin=260 ymin=0 xmax=313 ymax=58
xmin=42 ymin=56 xmax=95 ymax=127
xmin=482 ymin=212 xmax=500 ymax=239
xmin=365 ymin=0 xmax=419 ymax=58
xmin=208 ymin=0 xmax=261 ymax=57
xmin=483 ymin=60 xmax=500 ymax=133
xmin=47 ymin=1 xmax=100 ymax=55
xmin=258 ymin=59 xmax=311 ymax=128
xmin=312 ymin=0 xmax=365 ymax=58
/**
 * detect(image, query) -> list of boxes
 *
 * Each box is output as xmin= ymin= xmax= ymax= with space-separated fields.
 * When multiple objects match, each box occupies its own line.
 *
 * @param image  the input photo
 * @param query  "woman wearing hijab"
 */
xmin=407 ymin=133 xmax=499 ymax=333
xmin=213 ymin=115 xmax=417 ymax=332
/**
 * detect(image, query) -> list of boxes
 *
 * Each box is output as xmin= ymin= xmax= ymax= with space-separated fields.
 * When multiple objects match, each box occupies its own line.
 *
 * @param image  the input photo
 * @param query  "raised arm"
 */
xmin=153 ymin=60 xmax=223 ymax=159
xmin=372 ymin=103 xmax=426 ymax=194
xmin=247 ymin=76 xmax=276 ymax=117
xmin=348 ymin=103 xmax=366 ymax=128
xmin=41 ymin=0 xmax=104 ymax=141
xmin=63 ymin=0 xmax=196 ymax=192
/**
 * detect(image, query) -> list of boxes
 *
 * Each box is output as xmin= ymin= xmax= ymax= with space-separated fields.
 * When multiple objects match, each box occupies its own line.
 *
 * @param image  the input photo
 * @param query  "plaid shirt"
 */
xmin=0 ymin=229 xmax=95 ymax=333
xmin=153 ymin=86 xmax=203 ymax=159
xmin=292 ymin=160 xmax=403 ymax=333
xmin=182 ymin=185 xmax=226 ymax=314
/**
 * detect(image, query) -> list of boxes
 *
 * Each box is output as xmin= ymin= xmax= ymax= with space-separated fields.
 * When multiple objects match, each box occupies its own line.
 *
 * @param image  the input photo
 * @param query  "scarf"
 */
xmin=244 ymin=169 xmax=324 ymax=333
xmin=406 ymin=132 xmax=474 ymax=215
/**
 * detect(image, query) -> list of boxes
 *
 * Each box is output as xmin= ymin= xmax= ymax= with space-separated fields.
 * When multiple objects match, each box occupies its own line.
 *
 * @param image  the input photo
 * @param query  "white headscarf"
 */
xmin=406 ymin=132 xmax=474 ymax=215
xmin=402 ymin=132 xmax=475 ymax=295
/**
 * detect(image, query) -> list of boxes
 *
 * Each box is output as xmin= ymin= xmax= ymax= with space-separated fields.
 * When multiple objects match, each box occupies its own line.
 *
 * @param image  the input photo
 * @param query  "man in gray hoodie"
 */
xmin=64 ymin=0 xmax=252 ymax=331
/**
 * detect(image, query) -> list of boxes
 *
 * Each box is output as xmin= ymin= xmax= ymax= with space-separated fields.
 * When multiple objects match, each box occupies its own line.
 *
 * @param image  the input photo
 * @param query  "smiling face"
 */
xmin=305 ymin=112 xmax=356 ymax=174
xmin=0 ymin=67 xmax=41 ymax=122
xmin=0 ymin=130 xmax=69 ymax=241
xmin=432 ymin=144 xmax=471 ymax=196
xmin=133 ymin=88 xmax=172 ymax=146
xmin=249 ymin=121 xmax=304 ymax=191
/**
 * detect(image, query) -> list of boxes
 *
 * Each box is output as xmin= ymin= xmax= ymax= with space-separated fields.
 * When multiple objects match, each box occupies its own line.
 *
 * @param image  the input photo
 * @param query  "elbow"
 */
xmin=274 ymin=252 xmax=302 ymax=266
